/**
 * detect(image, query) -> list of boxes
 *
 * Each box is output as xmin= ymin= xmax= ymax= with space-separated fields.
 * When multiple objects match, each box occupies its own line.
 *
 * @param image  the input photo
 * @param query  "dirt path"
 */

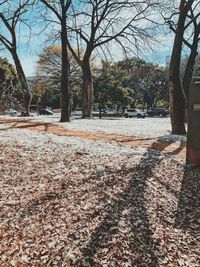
xmin=0 ymin=118 xmax=186 ymax=162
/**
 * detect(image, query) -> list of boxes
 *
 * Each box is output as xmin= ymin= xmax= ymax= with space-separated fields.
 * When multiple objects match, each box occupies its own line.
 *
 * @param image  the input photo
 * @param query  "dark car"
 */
xmin=39 ymin=108 xmax=53 ymax=115
xmin=147 ymin=108 xmax=168 ymax=117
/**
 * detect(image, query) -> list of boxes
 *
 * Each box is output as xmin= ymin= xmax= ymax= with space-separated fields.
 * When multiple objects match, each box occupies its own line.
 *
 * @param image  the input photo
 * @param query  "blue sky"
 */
xmin=0 ymin=18 xmax=49 ymax=77
xmin=2 ymin=31 xmax=174 ymax=77
xmin=0 ymin=1 xmax=175 ymax=77
xmin=1 ymin=30 xmax=175 ymax=78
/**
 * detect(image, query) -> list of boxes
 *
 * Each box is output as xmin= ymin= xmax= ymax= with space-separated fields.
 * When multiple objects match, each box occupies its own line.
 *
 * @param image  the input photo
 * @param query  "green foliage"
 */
xmin=94 ymin=61 xmax=131 ymax=111
xmin=0 ymin=57 xmax=17 ymax=84
xmin=31 ymin=50 xmax=169 ymax=111
xmin=0 ymin=57 xmax=19 ymax=109
xmin=118 ymin=57 xmax=169 ymax=109
xmin=94 ymin=58 xmax=168 ymax=112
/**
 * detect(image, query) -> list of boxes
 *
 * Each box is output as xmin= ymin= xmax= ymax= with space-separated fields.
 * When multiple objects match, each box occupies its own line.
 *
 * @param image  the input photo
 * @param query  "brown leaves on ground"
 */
xmin=0 ymin=124 xmax=199 ymax=267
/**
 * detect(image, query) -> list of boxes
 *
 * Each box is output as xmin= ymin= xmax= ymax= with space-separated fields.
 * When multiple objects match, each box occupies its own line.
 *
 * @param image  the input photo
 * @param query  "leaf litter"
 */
xmin=0 ymin=121 xmax=199 ymax=267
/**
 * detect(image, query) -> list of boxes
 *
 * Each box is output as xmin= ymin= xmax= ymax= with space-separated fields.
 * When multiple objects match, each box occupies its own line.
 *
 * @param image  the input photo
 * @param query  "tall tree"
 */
xmin=166 ymin=0 xmax=199 ymax=134
xmin=182 ymin=3 xmax=200 ymax=101
xmin=67 ymin=0 xmax=166 ymax=118
xmin=0 ymin=0 xmax=32 ymax=116
xmin=168 ymin=0 xmax=192 ymax=134
xmin=166 ymin=0 xmax=200 ymax=101
xmin=39 ymin=0 xmax=72 ymax=122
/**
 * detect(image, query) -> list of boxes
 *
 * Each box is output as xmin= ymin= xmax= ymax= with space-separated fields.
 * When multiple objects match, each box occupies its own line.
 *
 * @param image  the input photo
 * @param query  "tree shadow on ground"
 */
xmin=174 ymin=168 xmax=200 ymax=232
xmin=0 ymin=120 xmax=51 ymax=131
xmin=0 ymin=121 xmax=19 ymax=130
xmin=79 ymin=140 xmax=175 ymax=267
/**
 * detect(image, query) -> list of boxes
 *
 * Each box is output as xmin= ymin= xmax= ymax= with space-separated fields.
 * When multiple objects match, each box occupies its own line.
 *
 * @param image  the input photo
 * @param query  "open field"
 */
xmin=0 ymin=115 xmax=199 ymax=267
xmin=9 ymin=113 xmax=173 ymax=138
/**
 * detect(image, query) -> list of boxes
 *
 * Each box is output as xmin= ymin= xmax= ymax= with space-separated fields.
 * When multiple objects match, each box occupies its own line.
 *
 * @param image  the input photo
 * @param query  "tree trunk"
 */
xmin=169 ymin=0 xmax=190 ymax=135
xmin=169 ymin=79 xmax=186 ymax=134
xmin=82 ymin=59 xmax=93 ymax=118
xmin=60 ymin=19 xmax=70 ymax=122
xmin=182 ymin=49 xmax=198 ymax=124
xmin=99 ymin=104 xmax=102 ymax=119
xmin=182 ymin=33 xmax=199 ymax=102
xmin=37 ymin=97 xmax=40 ymax=116
xmin=12 ymin=51 xmax=32 ymax=116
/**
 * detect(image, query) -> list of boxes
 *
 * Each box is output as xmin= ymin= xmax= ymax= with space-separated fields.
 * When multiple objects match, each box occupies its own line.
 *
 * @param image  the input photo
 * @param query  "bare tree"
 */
xmin=36 ymin=45 xmax=81 ymax=85
xmin=165 ymin=0 xmax=199 ymax=134
xmin=39 ymin=0 xmax=72 ymax=122
xmin=0 ymin=0 xmax=33 ymax=116
xmin=182 ymin=2 xmax=200 ymax=100
xmin=67 ymin=0 xmax=167 ymax=118
xmin=166 ymin=0 xmax=200 ymax=100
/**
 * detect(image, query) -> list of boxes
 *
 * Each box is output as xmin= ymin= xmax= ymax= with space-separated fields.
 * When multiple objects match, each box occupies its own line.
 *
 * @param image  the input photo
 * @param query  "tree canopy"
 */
xmin=30 ymin=44 xmax=82 ymax=109
xmin=0 ymin=57 xmax=19 ymax=110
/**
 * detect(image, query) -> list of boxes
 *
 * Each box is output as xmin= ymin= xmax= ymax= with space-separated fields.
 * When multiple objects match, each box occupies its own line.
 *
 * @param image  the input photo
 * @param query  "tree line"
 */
xmin=29 ymin=48 xmax=169 ymax=116
xmin=0 ymin=0 xmax=200 ymax=134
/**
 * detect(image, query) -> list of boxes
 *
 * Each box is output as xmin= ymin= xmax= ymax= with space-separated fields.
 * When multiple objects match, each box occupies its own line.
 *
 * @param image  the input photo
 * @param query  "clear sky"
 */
xmin=2 ymin=33 xmax=174 ymax=77
xmin=0 ymin=1 xmax=176 ymax=77
xmin=1 ymin=22 xmax=49 ymax=77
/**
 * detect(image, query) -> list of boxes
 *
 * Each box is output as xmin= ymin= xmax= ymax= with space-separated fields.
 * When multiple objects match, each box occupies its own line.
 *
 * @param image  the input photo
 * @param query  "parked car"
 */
xmin=147 ymin=108 xmax=168 ymax=117
xmin=124 ymin=109 xmax=146 ymax=118
xmin=39 ymin=108 xmax=53 ymax=115
xmin=4 ymin=108 xmax=17 ymax=116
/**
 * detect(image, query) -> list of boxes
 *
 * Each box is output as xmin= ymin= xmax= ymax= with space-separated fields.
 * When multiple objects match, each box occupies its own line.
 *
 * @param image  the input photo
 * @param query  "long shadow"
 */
xmin=10 ymin=122 xmax=50 ymax=131
xmin=0 ymin=121 xmax=19 ymax=131
xmin=71 ymin=117 xmax=122 ymax=121
xmin=79 ymin=141 xmax=174 ymax=266
xmin=168 ymin=144 xmax=185 ymax=156
xmin=175 ymin=167 xmax=200 ymax=232
xmin=0 ymin=124 xmax=187 ymax=265
xmin=4 ymin=136 xmax=176 ymax=266
xmin=0 ymin=120 xmax=51 ymax=132
xmin=117 ymin=137 xmax=156 ymax=143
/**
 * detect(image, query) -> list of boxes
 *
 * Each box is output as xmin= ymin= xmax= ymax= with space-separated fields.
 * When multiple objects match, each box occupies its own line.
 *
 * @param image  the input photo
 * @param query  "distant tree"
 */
xmin=31 ymin=45 xmax=82 ymax=110
xmin=118 ymin=58 xmax=168 ymax=110
xmin=0 ymin=57 xmax=20 ymax=110
xmin=94 ymin=61 xmax=130 ymax=118
xmin=28 ymin=76 xmax=49 ymax=114
xmin=0 ymin=0 xmax=33 ymax=116
xmin=0 ymin=57 xmax=17 ymax=91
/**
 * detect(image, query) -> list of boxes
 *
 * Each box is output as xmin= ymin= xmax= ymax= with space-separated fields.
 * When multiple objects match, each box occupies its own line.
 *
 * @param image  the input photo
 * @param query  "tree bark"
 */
xmin=82 ymin=59 xmax=93 ymax=118
xmin=182 ymin=34 xmax=199 ymax=102
xmin=37 ymin=97 xmax=40 ymax=116
xmin=169 ymin=0 xmax=190 ymax=135
xmin=99 ymin=104 xmax=102 ymax=119
xmin=60 ymin=18 xmax=70 ymax=122
xmin=12 ymin=50 xmax=32 ymax=116
xmin=169 ymin=79 xmax=186 ymax=134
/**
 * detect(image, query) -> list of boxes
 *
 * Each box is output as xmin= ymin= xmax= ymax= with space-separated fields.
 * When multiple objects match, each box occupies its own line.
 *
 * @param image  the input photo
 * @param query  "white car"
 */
xmin=124 ymin=108 xmax=146 ymax=118
xmin=4 ymin=108 xmax=18 ymax=116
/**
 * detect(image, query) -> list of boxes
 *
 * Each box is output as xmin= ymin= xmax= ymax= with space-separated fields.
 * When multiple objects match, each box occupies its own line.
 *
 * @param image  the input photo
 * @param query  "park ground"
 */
xmin=0 ymin=115 xmax=199 ymax=266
